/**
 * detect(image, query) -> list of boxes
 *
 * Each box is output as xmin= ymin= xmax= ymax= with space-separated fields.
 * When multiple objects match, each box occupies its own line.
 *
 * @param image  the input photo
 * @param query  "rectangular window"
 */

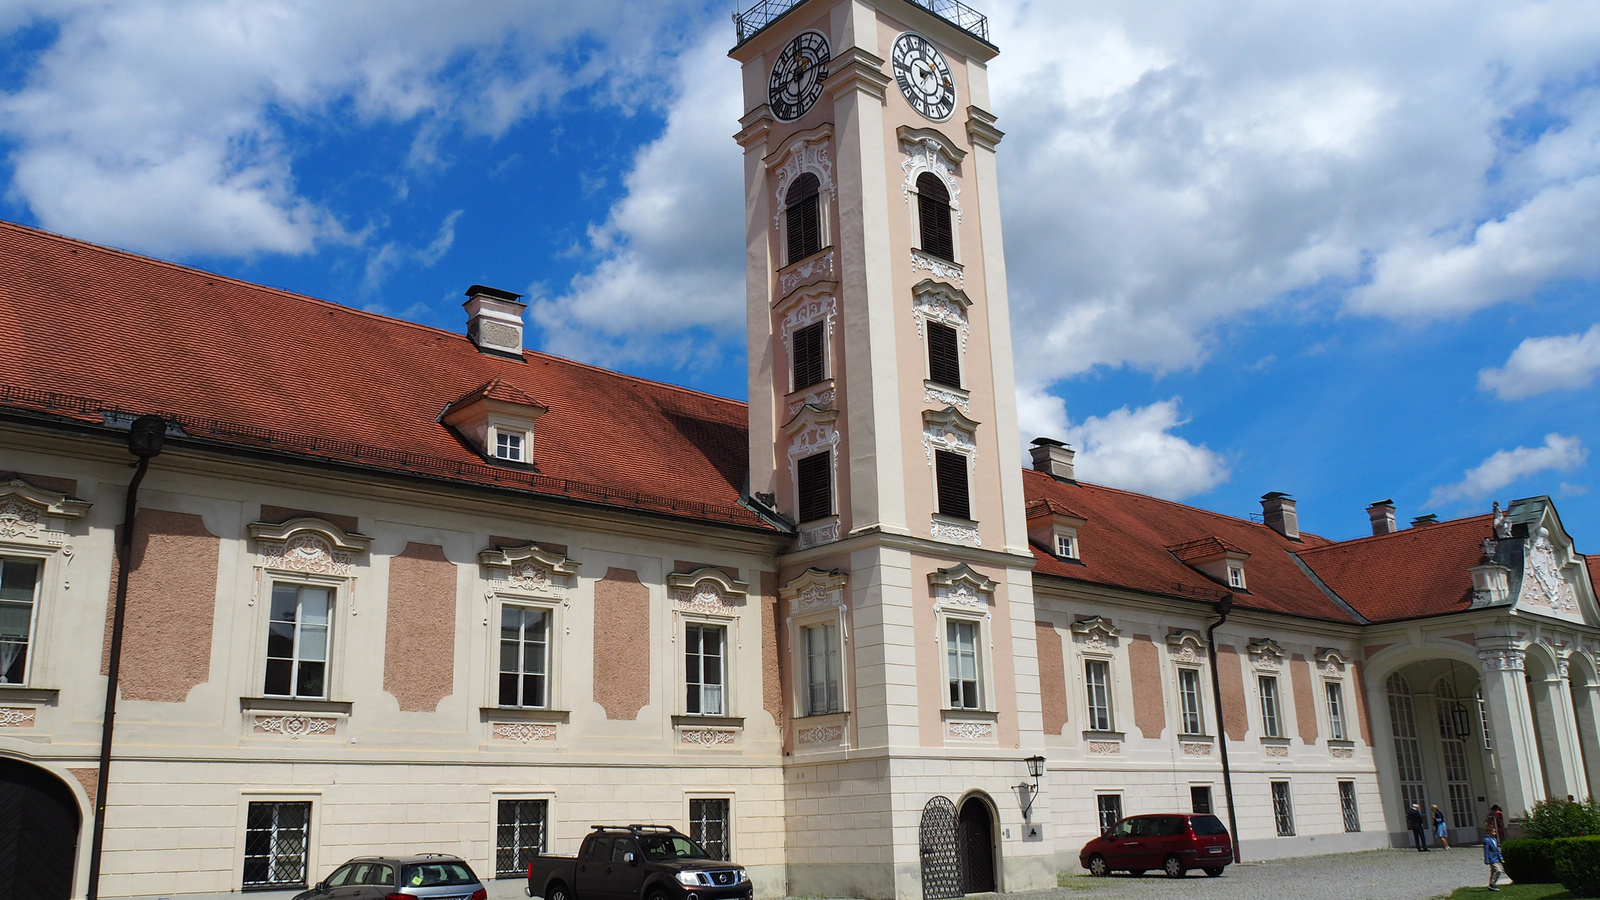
xmin=792 ymin=321 xmax=826 ymax=391
xmin=797 ymin=451 xmax=832 ymax=523
xmin=685 ymin=623 xmax=724 ymax=715
xmin=946 ymin=619 xmax=981 ymax=709
xmin=242 ymin=801 xmax=311 ymax=890
xmin=1178 ymin=668 xmax=1205 ymax=735
xmin=1054 ymin=533 xmax=1076 ymax=559
xmin=1096 ymin=794 xmax=1123 ymax=832
xmin=786 ymin=181 xmax=822 ymax=264
xmin=1259 ymin=675 xmax=1281 ymax=738
xmin=1085 ymin=660 xmax=1113 ymax=732
xmin=0 ymin=557 xmax=41 ymax=685
xmin=496 ymin=799 xmax=548 ymax=877
xmin=1190 ymin=786 xmax=1213 ymax=815
xmin=264 ymin=583 xmax=332 ymax=699
xmin=689 ymin=798 xmax=730 ymax=861
xmin=1228 ymin=565 xmax=1245 ymax=588
xmin=1325 ymin=682 xmax=1346 ymax=741
xmin=1338 ymin=781 xmax=1360 ymax=833
xmin=927 ymin=321 xmax=961 ymax=388
xmin=1271 ymin=781 xmax=1295 ymax=836
xmin=803 ymin=622 xmax=842 ymax=715
xmin=495 ymin=430 xmax=524 ymax=462
xmin=934 ymin=449 xmax=971 ymax=520
xmin=498 ymin=606 xmax=549 ymax=708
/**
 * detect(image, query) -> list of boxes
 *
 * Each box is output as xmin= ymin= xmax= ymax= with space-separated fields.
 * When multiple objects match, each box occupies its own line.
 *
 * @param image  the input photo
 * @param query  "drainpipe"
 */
xmin=1206 ymin=593 xmax=1241 ymax=862
xmin=86 ymin=415 xmax=166 ymax=900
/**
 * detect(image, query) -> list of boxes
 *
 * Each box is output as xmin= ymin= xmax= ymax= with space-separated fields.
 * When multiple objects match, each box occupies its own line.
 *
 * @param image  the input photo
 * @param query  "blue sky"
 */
xmin=1 ymin=0 xmax=1597 ymax=545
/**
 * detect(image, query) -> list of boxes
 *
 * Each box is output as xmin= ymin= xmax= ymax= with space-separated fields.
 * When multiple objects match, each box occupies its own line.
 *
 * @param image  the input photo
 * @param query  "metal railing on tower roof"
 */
xmin=734 ymin=0 xmax=989 ymax=47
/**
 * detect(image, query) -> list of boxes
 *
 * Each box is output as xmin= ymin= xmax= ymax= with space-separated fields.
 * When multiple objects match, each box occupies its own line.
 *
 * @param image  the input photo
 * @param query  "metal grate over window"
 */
xmin=1271 ymin=781 xmax=1295 ymax=836
xmin=690 ymin=798 xmax=731 ymax=860
xmin=496 ymin=799 xmax=548 ymax=877
xmin=1338 ymin=781 xmax=1361 ymax=832
xmin=1096 ymin=794 xmax=1122 ymax=832
xmin=242 ymin=801 xmax=311 ymax=890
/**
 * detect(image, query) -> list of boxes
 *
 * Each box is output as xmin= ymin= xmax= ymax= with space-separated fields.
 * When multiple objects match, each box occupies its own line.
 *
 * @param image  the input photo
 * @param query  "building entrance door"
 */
xmin=957 ymin=797 xmax=996 ymax=894
xmin=0 ymin=759 xmax=80 ymax=900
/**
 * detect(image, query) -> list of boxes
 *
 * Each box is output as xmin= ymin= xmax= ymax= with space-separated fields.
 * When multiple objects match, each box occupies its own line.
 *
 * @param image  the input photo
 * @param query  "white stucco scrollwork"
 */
xmin=900 ymin=135 xmax=962 ymax=222
xmin=798 ymin=522 xmax=839 ymax=549
xmin=922 ymin=407 xmax=980 ymax=472
xmin=1088 ymin=740 xmax=1121 ymax=755
xmin=1264 ymin=744 xmax=1289 ymax=758
xmin=259 ymin=533 xmax=353 ymax=577
xmin=253 ymin=715 xmax=337 ymax=739
xmin=910 ymin=250 xmax=964 ymax=288
xmin=798 ymin=725 xmax=843 ymax=744
xmin=779 ymin=288 xmax=837 ymax=342
xmin=1331 ymin=746 xmax=1355 ymax=759
xmin=0 ymin=498 xmax=40 ymax=540
xmin=772 ymin=134 xmax=835 ymax=228
xmin=923 ymin=385 xmax=971 ymax=415
xmin=0 ymin=707 xmax=37 ymax=728
xmin=1527 ymin=527 xmax=1578 ymax=611
xmin=911 ymin=279 xmax=972 ymax=350
xmin=493 ymin=722 xmax=557 ymax=743
xmin=779 ymin=250 xmax=835 ymax=295
xmin=668 ymin=567 xmax=749 ymax=616
xmin=1480 ymin=648 xmax=1527 ymax=672
xmin=1182 ymin=742 xmax=1211 ymax=757
xmin=785 ymin=406 xmax=841 ymax=483
xmin=931 ymin=518 xmax=981 ymax=546
xmin=947 ymin=721 xmax=993 ymax=740
xmin=681 ymin=729 xmax=737 ymax=747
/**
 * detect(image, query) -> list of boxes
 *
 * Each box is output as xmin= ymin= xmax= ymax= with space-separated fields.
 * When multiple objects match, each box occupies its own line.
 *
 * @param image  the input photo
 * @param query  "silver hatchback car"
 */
xmin=292 ymin=853 xmax=488 ymax=900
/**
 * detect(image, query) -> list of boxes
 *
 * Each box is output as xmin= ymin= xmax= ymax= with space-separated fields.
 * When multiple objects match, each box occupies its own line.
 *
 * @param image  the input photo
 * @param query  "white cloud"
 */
xmin=1017 ymin=388 xmax=1229 ymax=500
xmin=1479 ymin=325 xmax=1600 ymax=399
xmin=1427 ymin=434 xmax=1589 ymax=507
xmin=361 ymin=208 xmax=462 ymax=295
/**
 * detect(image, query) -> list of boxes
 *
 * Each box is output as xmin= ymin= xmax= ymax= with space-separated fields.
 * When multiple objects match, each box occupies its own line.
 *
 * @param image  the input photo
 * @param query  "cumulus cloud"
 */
xmin=362 ymin=208 xmax=462 ymax=295
xmin=1478 ymin=324 xmax=1600 ymax=399
xmin=1427 ymin=434 xmax=1589 ymax=507
xmin=1018 ymin=388 xmax=1229 ymax=499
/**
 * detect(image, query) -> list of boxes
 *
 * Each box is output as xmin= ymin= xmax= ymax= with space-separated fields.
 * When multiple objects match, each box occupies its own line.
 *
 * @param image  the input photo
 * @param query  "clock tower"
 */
xmin=732 ymin=1 xmax=1051 ymax=897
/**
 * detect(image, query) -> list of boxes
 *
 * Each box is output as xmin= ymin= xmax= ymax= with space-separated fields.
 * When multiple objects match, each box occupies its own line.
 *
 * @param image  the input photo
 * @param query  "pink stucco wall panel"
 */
xmin=1035 ymin=622 xmax=1068 ymax=735
xmin=102 ymin=509 xmax=218 ymax=703
xmin=1130 ymin=634 xmax=1166 ymax=739
xmin=594 ymin=568 xmax=649 ymax=720
xmin=383 ymin=542 xmax=458 ymax=712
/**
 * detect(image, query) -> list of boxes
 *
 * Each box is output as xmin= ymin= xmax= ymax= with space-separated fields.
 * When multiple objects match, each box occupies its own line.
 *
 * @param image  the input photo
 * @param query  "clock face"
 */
xmin=769 ymin=31 xmax=830 ymax=122
xmin=892 ymin=32 xmax=956 ymax=122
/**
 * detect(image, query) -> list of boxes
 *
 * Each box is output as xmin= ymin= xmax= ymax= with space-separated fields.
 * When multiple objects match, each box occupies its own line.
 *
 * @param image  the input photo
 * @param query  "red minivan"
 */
xmin=1079 ymin=813 xmax=1234 ymax=878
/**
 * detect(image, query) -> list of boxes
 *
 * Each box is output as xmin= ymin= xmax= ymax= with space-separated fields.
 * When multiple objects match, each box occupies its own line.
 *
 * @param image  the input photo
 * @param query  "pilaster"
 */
xmin=1479 ymin=646 xmax=1546 ymax=813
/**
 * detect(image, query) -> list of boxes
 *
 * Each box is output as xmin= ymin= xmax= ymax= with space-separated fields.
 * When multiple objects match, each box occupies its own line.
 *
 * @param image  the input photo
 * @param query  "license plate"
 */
xmin=1208 ymin=847 xmax=1224 ymax=854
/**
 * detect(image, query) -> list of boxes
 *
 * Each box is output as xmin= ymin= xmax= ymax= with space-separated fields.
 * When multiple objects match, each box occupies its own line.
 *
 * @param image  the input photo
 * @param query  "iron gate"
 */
xmin=919 ymin=795 xmax=961 ymax=900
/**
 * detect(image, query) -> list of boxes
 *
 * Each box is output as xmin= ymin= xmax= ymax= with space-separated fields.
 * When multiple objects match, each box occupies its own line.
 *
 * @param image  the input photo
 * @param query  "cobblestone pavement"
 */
xmin=1026 ymin=847 xmax=1489 ymax=900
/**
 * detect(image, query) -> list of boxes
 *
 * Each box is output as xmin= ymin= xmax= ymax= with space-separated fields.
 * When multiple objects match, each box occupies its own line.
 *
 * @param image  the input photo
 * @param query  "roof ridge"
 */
xmin=1022 ymin=468 xmax=1326 ymax=541
xmin=1297 ymin=512 xmax=1493 ymax=556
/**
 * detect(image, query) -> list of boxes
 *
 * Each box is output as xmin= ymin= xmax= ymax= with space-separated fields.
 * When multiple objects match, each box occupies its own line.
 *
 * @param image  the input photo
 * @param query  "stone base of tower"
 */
xmin=783 ymin=751 xmax=1057 ymax=899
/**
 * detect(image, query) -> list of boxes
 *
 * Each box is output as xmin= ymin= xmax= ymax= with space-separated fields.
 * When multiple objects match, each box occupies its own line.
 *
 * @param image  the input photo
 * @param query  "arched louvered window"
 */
xmin=786 ymin=173 xmax=822 ymax=264
xmin=917 ymin=172 xmax=954 ymax=262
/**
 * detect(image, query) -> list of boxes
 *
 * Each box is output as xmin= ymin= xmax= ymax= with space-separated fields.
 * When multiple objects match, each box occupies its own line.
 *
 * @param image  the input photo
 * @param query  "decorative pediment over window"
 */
xmin=777 ymin=285 xmax=838 ymax=342
xmin=922 ymin=406 xmax=980 ymax=470
xmin=0 ymin=478 xmax=90 ymax=547
xmin=668 ymin=567 xmax=750 ymax=616
xmin=770 ymin=124 xmax=836 ymax=227
xmin=911 ymin=279 xmax=971 ymax=349
xmin=248 ymin=517 xmax=371 ymax=577
xmin=1248 ymin=638 xmax=1285 ymax=669
xmin=929 ymin=563 xmax=997 ymax=610
xmin=784 ymin=404 xmax=841 ymax=478
xmin=782 ymin=567 xmax=849 ymax=613
xmin=1071 ymin=616 xmax=1122 ymax=653
xmin=897 ymin=126 xmax=964 ymax=222
xmin=1315 ymin=648 xmax=1348 ymax=678
xmin=480 ymin=542 xmax=580 ymax=600
xmin=1166 ymin=629 xmax=1208 ymax=664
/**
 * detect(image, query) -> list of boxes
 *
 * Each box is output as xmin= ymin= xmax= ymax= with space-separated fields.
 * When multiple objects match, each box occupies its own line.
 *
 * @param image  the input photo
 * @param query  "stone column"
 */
xmin=1569 ymin=679 xmax=1600 ymax=799
xmin=1479 ymin=646 xmax=1545 ymax=815
xmin=1536 ymin=657 xmax=1589 ymax=801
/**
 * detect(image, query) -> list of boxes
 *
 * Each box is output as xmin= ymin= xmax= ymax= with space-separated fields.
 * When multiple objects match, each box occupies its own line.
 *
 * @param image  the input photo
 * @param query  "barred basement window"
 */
xmin=242 ymin=801 xmax=311 ymax=890
xmin=496 ymin=799 xmax=548 ymax=877
xmin=927 ymin=321 xmax=961 ymax=387
xmin=1190 ymin=785 xmax=1213 ymax=815
xmin=786 ymin=173 xmax=822 ymax=264
xmin=1338 ymin=781 xmax=1360 ymax=832
xmin=1271 ymin=781 xmax=1295 ymax=836
xmin=934 ymin=449 xmax=970 ymax=520
xmin=1096 ymin=794 xmax=1123 ymax=832
xmin=917 ymin=172 xmax=954 ymax=261
xmin=792 ymin=321 xmax=825 ymax=390
xmin=690 ymin=798 xmax=731 ymax=860
xmin=797 ymin=451 xmax=832 ymax=523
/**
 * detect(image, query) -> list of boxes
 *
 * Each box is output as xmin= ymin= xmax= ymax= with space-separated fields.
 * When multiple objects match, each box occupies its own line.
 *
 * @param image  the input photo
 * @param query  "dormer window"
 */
xmin=494 ymin=430 xmax=525 ymax=462
xmin=1166 ymin=535 xmax=1251 ymax=591
xmin=1026 ymin=497 xmax=1087 ymax=563
xmin=1228 ymin=565 xmax=1245 ymax=589
xmin=440 ymin=377 xmax=547 ymax=467
xmin=1055 ymin=532 xmax=1077 ymax=560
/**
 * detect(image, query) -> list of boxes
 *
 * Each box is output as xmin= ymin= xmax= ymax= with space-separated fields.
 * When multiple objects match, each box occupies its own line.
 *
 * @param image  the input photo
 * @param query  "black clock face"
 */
xmin=769 ymin=31 xmax=831 ymax=122
xmin=892 ymin=32 xmax=956 ymax=122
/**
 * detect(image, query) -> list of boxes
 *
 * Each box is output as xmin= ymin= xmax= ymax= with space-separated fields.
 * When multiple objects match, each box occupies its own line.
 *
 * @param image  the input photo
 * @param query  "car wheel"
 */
xmin=548 ymin=883 xmax=569 ymax=900
xmin=1087 ymin=854 xmax=1109 ymax=877
xmin=1204 ymin=867 xmax=1225 ymax=877
xmin=1164 ymin=855 xmax=1185 ymax=878
xmin=649 ymin=891 xmax=672 ymax=900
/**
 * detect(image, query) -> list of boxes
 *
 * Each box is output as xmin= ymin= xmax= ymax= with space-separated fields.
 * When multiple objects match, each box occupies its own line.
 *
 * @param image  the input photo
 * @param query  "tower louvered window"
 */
xmin=797 ymin=451 xmax=832 ymax=523
xmin=786 ymin=172 xmax=822 ymax=264
xmin=917 ymin=172 xmax=954 ymax=261
xmin=934 ymin=449 xmax=970 ymax=520
xmin=927 ymin=321 xmax=960 ymax=387
xmin=792 ymin=321 xmax=825 ymax=390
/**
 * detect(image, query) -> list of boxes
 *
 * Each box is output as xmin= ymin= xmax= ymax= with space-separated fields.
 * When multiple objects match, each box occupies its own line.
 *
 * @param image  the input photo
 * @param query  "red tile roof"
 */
xmin=445 ymin=376 xmax=545 ymax=412
xmin=1026 ymin=497 xmax=1088 ymax=521
xmin=0 ymin=221 xmax=767 ymax=529
xmin=1167 ymin=535 xmax=1250 ymax=563
xmin=1295 ymin=515 xmax=1494 ymax=623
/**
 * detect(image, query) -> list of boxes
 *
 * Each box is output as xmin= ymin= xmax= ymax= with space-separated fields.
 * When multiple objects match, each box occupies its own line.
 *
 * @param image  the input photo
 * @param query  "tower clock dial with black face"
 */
xmin=769 ymin=31 xmax=830 ymax=122
xmin=892 ymin=32 xmax=956 ymax=122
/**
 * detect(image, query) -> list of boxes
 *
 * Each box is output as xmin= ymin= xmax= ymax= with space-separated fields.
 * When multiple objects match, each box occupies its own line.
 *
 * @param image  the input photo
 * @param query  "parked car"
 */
xmin=526 ymin=824 xmax=752 ymax=900
xmin=292 ymin=853 xmax=488 ymax=900
xmin=1079 ymin=813 xmax=1234 ymax=878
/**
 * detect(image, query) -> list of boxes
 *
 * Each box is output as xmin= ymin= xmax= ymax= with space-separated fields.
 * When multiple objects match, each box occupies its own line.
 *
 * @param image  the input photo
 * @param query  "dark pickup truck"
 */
xmin=525 ymin=825 xmax=752 ymax=900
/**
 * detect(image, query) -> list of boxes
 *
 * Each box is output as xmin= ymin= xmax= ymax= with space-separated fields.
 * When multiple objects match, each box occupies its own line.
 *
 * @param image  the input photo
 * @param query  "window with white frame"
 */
xmin=1228 ymin=564 xmax=1246 ymax=589
xmin=685 ymin=623 xmax=725 ymax=716
xmin=803 ymin=621 xmax=842 ymax=715
xmin=1178 ymin=668 xmax=1205 ymax=735
xmin=947 ymin=618 xmax=981 ymax=709
xmin=0 ymin=557 xmax=42 ymax=684
xmin=1054 ymin=531 xmax=1077 ymax=559
xmin=689 ymin=797 xmax=731 ymax=860
xmin=494 ymin=429 xmax=525 ymax=462
xmin=499 ymin=606 xmax=549 ymax=708
xmin=1259 ymin=675 xmax=1282 ymax=738
xmin=1325 ymin=681 xmax=1347 ymax=741
xmin=264 ymin=582 xmax=332 ymax=699
xmin=242 ymin=800 xmax=312 ymax=890
xmin=496 ymin=799 xmax=548 ymax=877
xmin=1085 ymin=659 xmax=1114 ymax=732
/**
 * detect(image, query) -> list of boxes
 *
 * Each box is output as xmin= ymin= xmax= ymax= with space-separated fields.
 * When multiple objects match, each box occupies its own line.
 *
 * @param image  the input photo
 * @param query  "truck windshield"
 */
xmin=638 ymin=835 xmax=712 ymax=860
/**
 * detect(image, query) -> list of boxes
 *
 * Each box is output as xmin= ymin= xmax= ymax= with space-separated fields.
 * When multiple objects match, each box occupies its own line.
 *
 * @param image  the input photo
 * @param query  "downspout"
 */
xmin=1206 ymin=593 xmax=1241 ymax=862
xmin=86 ymin=415 xmax=166 ymax=900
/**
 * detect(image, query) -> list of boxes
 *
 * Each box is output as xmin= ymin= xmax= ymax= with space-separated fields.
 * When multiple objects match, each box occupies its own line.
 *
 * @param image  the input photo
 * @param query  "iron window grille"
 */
xmin=690 ymin=798 xmax=731 ymax=860
xmin=499 ymin=606 xmax=549 ymax=708
xmin=1096 ymin=794 xmax=1122 ymax=832
xmin=1338 ymin=781 xmax=1361 ymax=833
xmin=1271 ymin=781 xmax=1295 ymax=836
xmin=242 ymin=801 xmax=311 ymax=890
xmin=496 ymin=799 xmax=548 ymax=877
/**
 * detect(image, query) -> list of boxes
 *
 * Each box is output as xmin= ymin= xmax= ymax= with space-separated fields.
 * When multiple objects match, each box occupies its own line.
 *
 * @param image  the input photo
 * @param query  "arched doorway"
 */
xmin=0 ymin=758 xmax=81 ymax=900
xmin=956 ymin=795 xmax=996 ymax=894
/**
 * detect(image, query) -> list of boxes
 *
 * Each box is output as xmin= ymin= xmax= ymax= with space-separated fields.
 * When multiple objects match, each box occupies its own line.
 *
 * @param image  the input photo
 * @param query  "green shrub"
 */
xmin=1524 ymin=798 xmax=1600 ymax=839
xmin=1503 ymin=838 xmax=1563 ymax=885
xmin=1555 ymin=835 xmax=1600 ymax=897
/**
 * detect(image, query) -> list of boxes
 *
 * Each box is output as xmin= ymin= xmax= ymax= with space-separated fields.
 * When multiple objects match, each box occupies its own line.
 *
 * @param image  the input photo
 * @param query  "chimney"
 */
xmin=1030 ymin=438 xmax=1076 ymax=482
xmin=1260 ymin=492 xmax=1299 ymax=540
xmin=1367 ymin=499 xmax=1397 ymax=536
xmin=464 ymin=285 xmax=527 ymax=356
xmin=1411 ymin=514 xmax=1439 ymax=528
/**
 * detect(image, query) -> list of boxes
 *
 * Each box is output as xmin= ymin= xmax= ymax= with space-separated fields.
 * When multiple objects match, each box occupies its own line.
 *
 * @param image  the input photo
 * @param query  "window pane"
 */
xmin=296 ymin=660 xmax=326 ymax=698
xmin=299 ymin=624 xmax=328 ymax=662
xmin=269 ymin=583 xmax=300 ymax=622
xmin=300 ymin=587 xmax=331 ymax=626
xmin=0 ymin=559 xmax=40 ymax=601
xmin=264 ymin=658 xmax=293 ymax=696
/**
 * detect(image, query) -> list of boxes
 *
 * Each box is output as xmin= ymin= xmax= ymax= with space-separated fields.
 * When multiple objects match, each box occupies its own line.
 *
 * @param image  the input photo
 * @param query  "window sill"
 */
xmin=786 ymin=378 xmax=836 ymax=405
xmin=1083 ymin=730 xmax=1125 ymax=741
xmin=924 ymin=380 xmax=970 ymax=409
xmin=797 ymin=516 xmax=840 ymax=549
xmin=1177 ymin=733 xmax=1213 ymax=742
xmin=480 ymin=706 xmax=570 ymax=724
xmin=1326 ymin=738 xmax=1355 ymax=747
xmin=942 ymin=708 xmax=998 ymax=721
xmin=241 ymin=696 xmax=352 ymax=716
xmin=1259 ymin=735 xmax=1290 ymax=745
xmin=672 ymin=714 xmax=744 ymax=728
xmin=0 ymin=686 xmax=59 ymax=704
xmin=795 ymin=710 xmax=848 ymax=723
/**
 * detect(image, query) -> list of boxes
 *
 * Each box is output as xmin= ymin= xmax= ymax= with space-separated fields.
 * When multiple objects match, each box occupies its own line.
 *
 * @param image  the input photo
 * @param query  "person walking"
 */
xmin=1407 ymin=803 xmax=1430 ymax=851
xmin=1484 ymin=816 xmax=1505 ymax=891
xmin=1432 ymin=805 xmax=1450 ymax=849
xmin=1489 ymin=804 xmax=1507 ymax=840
